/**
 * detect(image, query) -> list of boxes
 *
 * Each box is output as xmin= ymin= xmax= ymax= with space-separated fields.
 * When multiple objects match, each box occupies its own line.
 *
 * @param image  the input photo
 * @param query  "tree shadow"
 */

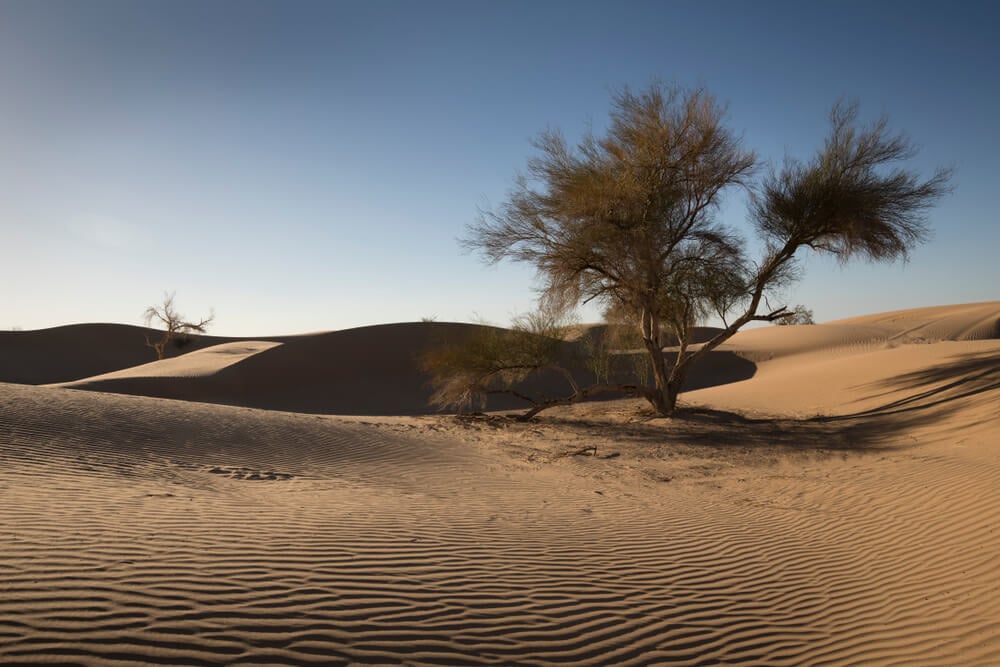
xmin=502 ymin=349 xmax=999 ymax=456
xmin=829 ymin=349 xmax=1000 ymax=420
xmin=658 ymin=406 xmax=924 ymax=453
xmin=664 ymin=349 xmax=998 ymax=453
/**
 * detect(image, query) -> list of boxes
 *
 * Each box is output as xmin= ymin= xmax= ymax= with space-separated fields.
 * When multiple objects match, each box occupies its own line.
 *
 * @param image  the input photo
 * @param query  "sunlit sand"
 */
xmin=2 ymin=302 xmax=998 ymax=665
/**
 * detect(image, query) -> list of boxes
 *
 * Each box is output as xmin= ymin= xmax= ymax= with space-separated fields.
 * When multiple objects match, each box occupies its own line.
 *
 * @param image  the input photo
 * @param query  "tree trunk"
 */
xmin=640 ymin=310 xmax=674 ymax=417
xmin=644 ymin=339 xmax=689 ymax=418
xmin=659 ymin=348 xmax=693 ymax=418
xmin=662 ymin=376 xmax=682 ymax=416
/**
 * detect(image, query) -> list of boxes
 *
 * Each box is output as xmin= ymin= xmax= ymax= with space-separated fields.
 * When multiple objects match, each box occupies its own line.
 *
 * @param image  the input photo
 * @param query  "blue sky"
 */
xmin=1 ymin=1 xmax=996 ymax=335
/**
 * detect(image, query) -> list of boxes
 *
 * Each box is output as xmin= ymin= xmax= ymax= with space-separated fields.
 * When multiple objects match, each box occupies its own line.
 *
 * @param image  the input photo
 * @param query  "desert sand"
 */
xmin=1 ymin=302 xmax=998 ymax=665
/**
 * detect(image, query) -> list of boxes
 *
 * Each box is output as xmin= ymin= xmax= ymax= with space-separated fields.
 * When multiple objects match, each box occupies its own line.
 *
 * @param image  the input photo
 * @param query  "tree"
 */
xmin=775 ymin=304 xmax=814 ymax=325
xmin=451 ymin=83 xmax=949 ymax=418
xmin=142 ymin=292 xmax=214 ymax=360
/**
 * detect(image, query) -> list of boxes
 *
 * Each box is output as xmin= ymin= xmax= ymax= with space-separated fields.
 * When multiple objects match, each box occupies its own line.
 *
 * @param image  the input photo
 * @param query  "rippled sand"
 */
xmin=2 ymin=302 xmax=998 ymax=665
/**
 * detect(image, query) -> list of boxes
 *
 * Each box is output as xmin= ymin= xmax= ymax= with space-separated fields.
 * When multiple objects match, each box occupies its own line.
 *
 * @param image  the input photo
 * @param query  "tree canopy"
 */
xmin=438 ymin=83 xmax=950 ymax=418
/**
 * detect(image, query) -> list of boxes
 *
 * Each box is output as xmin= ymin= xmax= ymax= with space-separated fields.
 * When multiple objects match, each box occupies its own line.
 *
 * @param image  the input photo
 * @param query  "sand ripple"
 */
xmin=2 ymin=382 xmax=999 ymax=665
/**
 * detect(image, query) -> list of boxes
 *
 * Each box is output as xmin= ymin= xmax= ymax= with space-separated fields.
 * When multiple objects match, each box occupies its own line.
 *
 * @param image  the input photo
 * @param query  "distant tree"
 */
xmin=775 ymin=304 xmax=815 ymax=326
xmin=442 ymin=83 xmax=949 ymax=419
xmin=143 ymin=292 xmax=214 ymax=360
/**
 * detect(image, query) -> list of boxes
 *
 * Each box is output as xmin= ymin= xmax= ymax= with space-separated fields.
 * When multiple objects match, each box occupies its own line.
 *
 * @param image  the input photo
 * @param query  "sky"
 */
xmin=1 ymin=0 xmax=997 ymax=335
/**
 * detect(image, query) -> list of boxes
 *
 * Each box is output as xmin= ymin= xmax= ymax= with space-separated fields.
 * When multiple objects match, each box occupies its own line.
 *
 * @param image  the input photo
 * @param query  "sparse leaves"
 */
xmin=143 ymin=292 xmax=214 ymax=360
xmin=775 ymin=304 xmax=815 ymax=326
xmin=422 ymin=309 xmax=574 ymax=412
xmin=752 ymin=101 xmax=952 ymax=263
xmin=422 ymin=309 xmax=653 ymax=421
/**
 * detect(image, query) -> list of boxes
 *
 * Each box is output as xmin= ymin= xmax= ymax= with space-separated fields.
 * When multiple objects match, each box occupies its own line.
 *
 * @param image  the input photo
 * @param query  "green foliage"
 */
xmin=422 ymin=310 xmax=573 ymax=412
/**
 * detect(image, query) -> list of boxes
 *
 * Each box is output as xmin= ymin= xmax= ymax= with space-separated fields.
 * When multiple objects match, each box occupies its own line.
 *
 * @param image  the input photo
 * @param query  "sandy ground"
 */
xmin=1 ymin=302 xmax=998 ymax=665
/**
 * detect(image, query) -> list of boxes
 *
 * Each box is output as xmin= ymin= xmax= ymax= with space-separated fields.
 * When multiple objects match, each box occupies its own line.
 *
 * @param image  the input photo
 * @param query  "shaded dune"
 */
xmin=57 ymin=322 xmax=756 ymax=415
xmin=0 ymin=323 xmax=289 ymax=385
xmin=55 ymin=323 xmax=486 ymax=415
xmin=2 ymin=380 xmax=999 ymax=665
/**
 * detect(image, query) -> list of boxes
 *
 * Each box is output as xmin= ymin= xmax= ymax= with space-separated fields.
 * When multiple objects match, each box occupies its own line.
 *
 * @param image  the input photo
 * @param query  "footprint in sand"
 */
xmin=204 ymin=465 xmax=294 ymax=481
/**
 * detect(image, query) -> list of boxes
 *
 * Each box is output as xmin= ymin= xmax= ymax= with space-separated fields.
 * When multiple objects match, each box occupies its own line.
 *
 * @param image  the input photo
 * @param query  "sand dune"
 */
xmin=686 ymin=301 xmax=1000 ymax=419
xmin=53 ymin=323 xmax=494 ymax=414
xmin=2 ymin=302 xmax=999 ymax=664
xmin=830 ymin=300 xmax=1000 ymax=341
xmin=53 ymin=322 xmax=756 ymax=415
xmin=60 ymin=340 xmax=284 ymax=381
xmin=702 ymin=301 xmax=1000 ymax=366
xmin=0 ymin=323 xmax=287 ymax=385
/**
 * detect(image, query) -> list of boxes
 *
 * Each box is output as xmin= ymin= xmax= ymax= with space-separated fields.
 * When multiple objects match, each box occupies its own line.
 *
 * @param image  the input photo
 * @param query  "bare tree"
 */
xmin=451 ymin=83 xmax=949 ymax=418
xmin=142 ymin=292 xmax=214 ymax=360
xmin=775 ymin=304 xmax=815 ymax=325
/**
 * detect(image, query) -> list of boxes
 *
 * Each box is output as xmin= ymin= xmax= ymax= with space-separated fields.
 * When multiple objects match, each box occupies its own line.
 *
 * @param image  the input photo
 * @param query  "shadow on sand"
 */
xmin=518 ymin=349 xmax=999 ymax=455
xmin=835 ymin=349 xmax=1000 ymax=420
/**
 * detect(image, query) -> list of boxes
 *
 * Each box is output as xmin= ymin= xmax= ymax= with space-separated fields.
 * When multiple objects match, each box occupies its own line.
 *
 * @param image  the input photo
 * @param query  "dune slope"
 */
xmin=56 ymin=322 xmax=756 ymax=415
xmin=2 ymin=302 xmax=998 ymax=664
xmin=3 ymin=363 xmax=1000 ymax=664
xmin=686 ymin=301 xmax=1000 ymax=420
xmin=0 ymin=323 xmax=285 ymax=385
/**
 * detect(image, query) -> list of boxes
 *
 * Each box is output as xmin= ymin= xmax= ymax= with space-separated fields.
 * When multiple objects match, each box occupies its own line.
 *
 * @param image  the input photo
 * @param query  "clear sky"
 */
xmin=2 ymin=0 xmax=997 ymax=335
